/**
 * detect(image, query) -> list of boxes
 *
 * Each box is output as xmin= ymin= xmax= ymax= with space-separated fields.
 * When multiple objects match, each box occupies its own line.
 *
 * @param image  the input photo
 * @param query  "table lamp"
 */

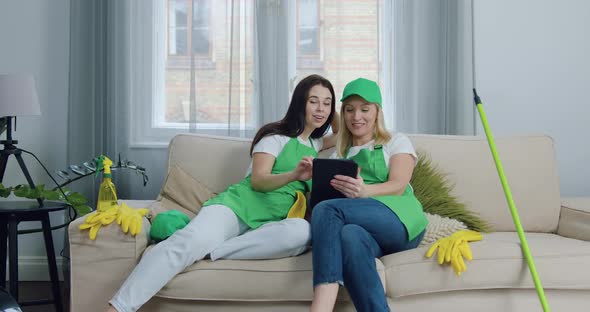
xmin=0 ymin=74 xmax=43 ymax=206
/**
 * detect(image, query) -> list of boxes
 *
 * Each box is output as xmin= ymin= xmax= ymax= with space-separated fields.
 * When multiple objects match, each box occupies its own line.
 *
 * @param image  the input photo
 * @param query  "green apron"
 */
xmin=203 ymin=137 xmax=317 ymax=229
xmin=346 ymin=144 xmax=428 ymax=241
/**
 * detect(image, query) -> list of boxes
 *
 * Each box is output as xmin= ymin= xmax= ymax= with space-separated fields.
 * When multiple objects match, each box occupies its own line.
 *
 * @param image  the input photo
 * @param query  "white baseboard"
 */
xmin=4 ymin=256 xmax=65 ymax=281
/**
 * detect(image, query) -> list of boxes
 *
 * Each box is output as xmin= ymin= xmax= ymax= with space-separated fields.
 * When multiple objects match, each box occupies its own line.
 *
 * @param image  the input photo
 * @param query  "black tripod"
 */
xmin=0 ymin=117 xmax=43 ymax=207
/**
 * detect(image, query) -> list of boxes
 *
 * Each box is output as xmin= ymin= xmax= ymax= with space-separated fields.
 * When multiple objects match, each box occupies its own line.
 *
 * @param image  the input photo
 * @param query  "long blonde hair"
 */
xmin=336 ymin=101 xmax=391 ymax=157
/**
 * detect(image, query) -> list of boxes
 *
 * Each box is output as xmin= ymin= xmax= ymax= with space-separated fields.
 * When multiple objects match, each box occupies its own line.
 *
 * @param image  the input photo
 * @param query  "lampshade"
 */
xmin=0 ymin=74 xmax=41 ymax=117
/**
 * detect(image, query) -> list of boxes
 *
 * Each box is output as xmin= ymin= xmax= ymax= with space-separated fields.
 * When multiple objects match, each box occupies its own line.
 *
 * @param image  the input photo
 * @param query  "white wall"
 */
xmin=0 ymin=0 xmax=70 ymax=280
xmin=474 ymin=0 xmax=590 ymax=196
xmin=1 ymin=0 xmax=588 ymax=282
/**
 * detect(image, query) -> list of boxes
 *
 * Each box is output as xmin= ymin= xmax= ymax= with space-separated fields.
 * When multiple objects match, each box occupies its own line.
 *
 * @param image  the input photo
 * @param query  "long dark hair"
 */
xmin=250 ymin=74 xmax=336 ymax=156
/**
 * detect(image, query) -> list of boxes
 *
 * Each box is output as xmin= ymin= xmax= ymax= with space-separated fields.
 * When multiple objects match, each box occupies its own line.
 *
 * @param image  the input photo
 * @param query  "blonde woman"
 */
xmin=310 ymin=78 xmax=428 ymax=312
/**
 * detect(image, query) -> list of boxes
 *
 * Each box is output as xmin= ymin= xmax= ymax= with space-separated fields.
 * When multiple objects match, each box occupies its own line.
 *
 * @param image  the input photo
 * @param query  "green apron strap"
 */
xmin=346 ymin=142 xmax=427 ymax=241
xmin=374 ymin=144 xmax=384 ymax=181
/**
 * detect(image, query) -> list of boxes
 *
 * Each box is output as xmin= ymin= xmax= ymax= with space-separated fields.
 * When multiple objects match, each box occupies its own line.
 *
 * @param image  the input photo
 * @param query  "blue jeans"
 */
xmin=311 ymin=198 xmax=425 ymax=312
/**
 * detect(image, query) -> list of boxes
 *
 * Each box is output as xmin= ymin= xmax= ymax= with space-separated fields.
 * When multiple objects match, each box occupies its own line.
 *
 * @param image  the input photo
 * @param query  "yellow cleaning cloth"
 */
xmin=287 ymin=191 xmax=307 ymax=219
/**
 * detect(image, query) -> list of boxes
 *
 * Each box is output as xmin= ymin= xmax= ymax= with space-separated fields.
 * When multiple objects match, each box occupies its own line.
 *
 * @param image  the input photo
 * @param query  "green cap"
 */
xmin=149 ymin=210 xmax=190 ymax=242
xmin=341 ymin=78 xmax=382 ymax=107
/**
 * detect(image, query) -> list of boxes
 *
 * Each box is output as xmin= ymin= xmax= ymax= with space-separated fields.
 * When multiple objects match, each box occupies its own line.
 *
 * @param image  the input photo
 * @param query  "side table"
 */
xmin=0 ymin=200 xmax=69 ymax=312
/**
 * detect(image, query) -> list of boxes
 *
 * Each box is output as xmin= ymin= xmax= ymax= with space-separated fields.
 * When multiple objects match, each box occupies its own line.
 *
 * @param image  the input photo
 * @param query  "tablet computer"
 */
xmin=309 ymin=158 xmax=358 ymax=209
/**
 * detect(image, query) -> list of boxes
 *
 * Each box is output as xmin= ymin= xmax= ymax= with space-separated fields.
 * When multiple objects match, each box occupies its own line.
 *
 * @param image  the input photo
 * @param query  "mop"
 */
xmin=427 ymin=3 xmax=550 ymax=308
xmin=473 ymin=89 xmax=550 ymax=311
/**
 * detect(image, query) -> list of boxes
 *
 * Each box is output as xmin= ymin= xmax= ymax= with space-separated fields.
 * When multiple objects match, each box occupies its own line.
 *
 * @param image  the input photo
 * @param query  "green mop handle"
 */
xmin=473 ymin=89 xmax=550 ymax=311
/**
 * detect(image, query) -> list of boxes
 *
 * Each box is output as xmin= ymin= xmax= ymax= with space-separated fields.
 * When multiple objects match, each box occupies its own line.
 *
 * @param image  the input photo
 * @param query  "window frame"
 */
xmin=296 ymin=0 xmax=323 ymax=69
xmin=166 ymin=0 xmax=215 ymax=70
xmin=130 ymin=0 xmax=258 ymax=148
xmin=129 ymin=0 xmax=394 ymax=148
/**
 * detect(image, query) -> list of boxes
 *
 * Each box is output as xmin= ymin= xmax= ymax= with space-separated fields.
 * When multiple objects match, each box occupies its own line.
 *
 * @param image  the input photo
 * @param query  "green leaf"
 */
xmin=73 ymin=204 xmax=92 ymax=216
xmin=12 ymin=184 xmax=45 ymax=199
xmin=43 ymin=190 xmax=61 ymax=200
xmin=28 ymin=186 xmax=43 ymax=199
xmin=0 ymin=186 xmax=12 ymax=197
xmin=13 ymin=185 xmax=32 ymax=198
xmin=0 ymin=156 xmax=148 ymax=219
xmin=66 ymin=192 xmax=87 ymax=205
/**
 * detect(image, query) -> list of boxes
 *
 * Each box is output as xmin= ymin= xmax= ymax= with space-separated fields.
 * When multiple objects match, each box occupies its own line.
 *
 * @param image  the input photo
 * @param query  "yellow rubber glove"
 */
xmin=451 ymin=240 xmax=475 ymax=274
xmin=427 ymin=235 xmax=449 ymax=264
xmin=116 ymin=203 xmax=149 ymax=236
xmin=449 ymin=230 xmax=481 ymax=275
xmin=79 ymin=205 xmax=119 ymax=240
xmin=287 ymin=191 xmax=307 ymax=219
xmin=426 ymin=230 xmax=482 ymax=276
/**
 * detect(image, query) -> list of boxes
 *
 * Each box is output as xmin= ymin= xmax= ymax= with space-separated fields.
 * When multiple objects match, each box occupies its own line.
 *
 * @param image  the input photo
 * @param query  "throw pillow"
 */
xmin=150 ymin=209 xmax=191 ymax=242
xmin=411 ymin=151 xmax=491 ymax=233
xmin=149 ymin=199 xmax=196 ymax=221
xmin=157 ymin=164 xmax=216 ymax=217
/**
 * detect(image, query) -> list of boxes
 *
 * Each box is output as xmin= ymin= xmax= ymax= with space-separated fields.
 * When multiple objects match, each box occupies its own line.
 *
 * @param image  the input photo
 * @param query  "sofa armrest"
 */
xmin=557 ymin=197 xmax=590 ymax=241
xmin=68 ymin=204 xmax=152 ymax=312
xmin=118 ymin=199 xmax=157 ymax=209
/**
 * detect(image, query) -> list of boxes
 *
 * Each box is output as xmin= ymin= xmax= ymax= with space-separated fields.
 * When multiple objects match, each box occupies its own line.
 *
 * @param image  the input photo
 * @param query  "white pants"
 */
xmin=110 ymin=205 xmax=310 ymax=312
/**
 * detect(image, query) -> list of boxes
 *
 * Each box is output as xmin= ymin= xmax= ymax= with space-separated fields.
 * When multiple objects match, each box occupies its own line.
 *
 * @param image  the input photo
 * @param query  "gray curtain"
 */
xmin=393 ymin=0 xmax=475 ymax=135
xmin=255 ymin=0 xmax=293 ymax=126
xmin=68 ymin=1 xmax=259 ymax=202
xmin=68 ymin=0 xmax=162 ymax=203
xmin=67 ymin=0 xmax=109 ymax=206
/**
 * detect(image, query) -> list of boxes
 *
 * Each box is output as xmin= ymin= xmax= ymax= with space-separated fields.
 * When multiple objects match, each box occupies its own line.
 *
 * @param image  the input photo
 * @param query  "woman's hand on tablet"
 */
xmin=331 ymin=167 xmax=367 ymax=198
xmin=291 ymin=156 xmax=314 ymax=182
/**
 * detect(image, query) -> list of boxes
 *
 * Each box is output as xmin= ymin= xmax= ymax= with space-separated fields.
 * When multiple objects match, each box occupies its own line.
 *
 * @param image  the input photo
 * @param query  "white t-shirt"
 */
xmin=331 ymin=133 xmax=417 ymax=170
xmin=245 ymin=134 xmax=323 ymax=176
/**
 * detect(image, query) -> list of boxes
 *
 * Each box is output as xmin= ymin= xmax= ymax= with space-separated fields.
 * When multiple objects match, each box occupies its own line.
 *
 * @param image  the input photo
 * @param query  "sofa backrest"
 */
xmin=167 ymin=134 xmax=252 ymax=195
xmin=409 ymin=134 xmax=560 ymax=233
xmin=167 ymin=133 xmax=561 ymax=233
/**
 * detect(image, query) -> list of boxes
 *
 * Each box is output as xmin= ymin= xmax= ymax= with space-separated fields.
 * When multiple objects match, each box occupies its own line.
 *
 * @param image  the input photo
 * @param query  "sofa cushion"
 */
xmin=156 ymin=164 xmax=215 ymax=216
xmin=149 ymin=198 xmax=197 ymax=220
xmin=382 ymin=232 xmax=590 ymax=298
xmin=149 ymin=251 xmax=385 ymax=302
xmin=412 ymin=152 xmax=490 ymax=232
xmin=410 ymin=134 xmax=561 ymax=232
xmin=167 ymin=134 xmax=252 ymax=194
xmin=558 ymin=197 xmax=590 ymax=241
xmin=166 ymin=133 xmax=561 ymax=233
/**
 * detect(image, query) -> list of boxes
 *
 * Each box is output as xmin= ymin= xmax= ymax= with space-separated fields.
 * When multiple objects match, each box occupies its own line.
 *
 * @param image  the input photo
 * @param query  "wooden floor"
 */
xmin=14 ymin=281 xmax=69 ymax=312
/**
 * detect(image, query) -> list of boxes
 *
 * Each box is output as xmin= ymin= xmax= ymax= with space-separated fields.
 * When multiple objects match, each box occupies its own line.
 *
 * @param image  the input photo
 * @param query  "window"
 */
xmin=295 ymin=0 xmax=382 ymax=107
xmin=297 ymin=0 xmax=322 ymax=69
xmin=161 ymin=0 xmax=254 ymax=129
xmin=167 ymin=0 xmax=214 ymax=69
xmin=130 ymin=0 xmax=390 ymax=147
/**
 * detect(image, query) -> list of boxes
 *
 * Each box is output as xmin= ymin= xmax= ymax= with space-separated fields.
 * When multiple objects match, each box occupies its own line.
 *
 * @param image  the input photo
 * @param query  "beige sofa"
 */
xmin=68 ymin=133 xmax=590 ymax=312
